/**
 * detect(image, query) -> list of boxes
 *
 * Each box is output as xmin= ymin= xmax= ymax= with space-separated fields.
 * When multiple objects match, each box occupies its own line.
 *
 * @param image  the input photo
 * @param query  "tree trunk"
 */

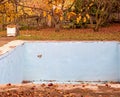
xmin=93 ymin=18 xmax=101 ymax=32
xmin=93 ymin=24 xmax=99 ymax=32
xmin=55 ymin=23 xmax=60 ymax=32
xmin=89 ymin=16 xmax=94 ymax=28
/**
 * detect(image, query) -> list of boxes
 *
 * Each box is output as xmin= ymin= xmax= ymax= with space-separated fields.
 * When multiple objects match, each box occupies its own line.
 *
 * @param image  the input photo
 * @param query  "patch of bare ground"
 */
xmin=0 ymin=83 xmax=120 ymax=97
xmin=18 ymin=23 xmax=120 ymax=41
xmin=0 ymin=37 xmax=16 ymax=47
xmin=0 ymin=23 xmax=120 ymax=47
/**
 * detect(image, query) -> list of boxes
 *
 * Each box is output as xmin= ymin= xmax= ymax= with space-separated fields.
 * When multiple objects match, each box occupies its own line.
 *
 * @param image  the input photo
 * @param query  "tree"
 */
xmin=90 ymin=0 xmax=116 ymax=31
xmin=0 ymin=0 xmax=24 ymax=30
xmin=74 ymin=0 xmax=92 ymax=28
xmin=73 ymin=0 xmax=117 ymax=31
xmin=16 ymin=0 xmax=75 ymax=31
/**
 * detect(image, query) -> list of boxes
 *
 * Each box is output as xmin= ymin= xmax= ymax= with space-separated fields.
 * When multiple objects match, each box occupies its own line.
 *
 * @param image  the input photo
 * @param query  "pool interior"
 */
xmin=0 ymin=41 xmax=120 ymax=84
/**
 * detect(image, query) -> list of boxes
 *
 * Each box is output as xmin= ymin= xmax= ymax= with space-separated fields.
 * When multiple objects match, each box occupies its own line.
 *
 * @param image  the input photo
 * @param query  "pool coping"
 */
xmin=0 ymin=40 xmax=120 ymax=55
xmin=0 ymin=40 xmax=25 ymax=55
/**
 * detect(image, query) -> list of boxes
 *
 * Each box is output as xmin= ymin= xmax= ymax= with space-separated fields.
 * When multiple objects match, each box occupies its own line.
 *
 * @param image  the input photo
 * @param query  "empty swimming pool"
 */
xmin=0 ymin=41 xmax=120 ymax=84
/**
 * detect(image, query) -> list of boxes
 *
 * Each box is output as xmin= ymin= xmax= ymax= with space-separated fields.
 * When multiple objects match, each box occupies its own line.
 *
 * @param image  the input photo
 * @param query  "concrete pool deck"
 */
xmin=0 ymin=37 xmax=16 ymax=46
xmin=0 ymin=40 xmax=25 ymax=55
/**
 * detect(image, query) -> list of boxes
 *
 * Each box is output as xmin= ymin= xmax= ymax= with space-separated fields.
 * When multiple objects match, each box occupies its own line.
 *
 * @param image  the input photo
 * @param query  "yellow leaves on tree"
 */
xmin=80 ymin=9 xmax=83 ymax=12
xmin=76 ymin=15 xmax=81 ymax=24
xmin=89 ymin=3 xmax=94 ymax=7
xmin=76 ymin=14 xmax=90 ymax=24
xmin=67 ymin=15 xmax=71 ymax=20
xmin=17 ymin=6 xmax=24 ymax=16
xmin=27 ymin=8 xmax=34 ymax=15
xmin=43 ymin=11 xmax=47 ymax=17
xmin=54 ymin=7 xmax=63 ymax=16
xmin=54 ymin=8 xmax=59 ymax=14
xmin=47 ymin=14 xmax=51 ymax=21
xmin=101 ymin=8 xmax=104 ymax=12
xmin=2 ymin=2 xmax=16 ymax=23
xmin=60 ymin=16 xmax=63 ymax=21
xmin=70 ymin=12 xmax=76 ymax=16
xmin=0 ymin=1 xmax=30 ymax=24
xmin=67 ymin=12 xmax=76 ymax=20
xmin=82 ymin=15 xmax=89 ymax=23
xmin=76 ymin=13 xmax=90 ymax=24
xmin=83 ymin=17 xmax=87 ymax=23
xmin=86 ymin=14 xmax=90 ymax=19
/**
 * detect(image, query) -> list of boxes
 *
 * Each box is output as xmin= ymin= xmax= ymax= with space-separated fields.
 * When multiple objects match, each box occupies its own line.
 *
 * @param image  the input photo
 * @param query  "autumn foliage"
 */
xmin=0 ymin=0 xmax=119 ymax=31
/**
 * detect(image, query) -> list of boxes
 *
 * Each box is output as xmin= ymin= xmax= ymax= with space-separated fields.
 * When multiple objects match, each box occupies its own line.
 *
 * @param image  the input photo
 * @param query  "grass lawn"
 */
xmin=0 ymin=24 xmax=120 ymax=41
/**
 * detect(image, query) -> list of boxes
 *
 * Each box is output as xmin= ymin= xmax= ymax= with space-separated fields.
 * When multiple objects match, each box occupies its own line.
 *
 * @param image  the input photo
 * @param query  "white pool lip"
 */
xmin=0 ymin=40 xmax=119 ymax=55
xmin=0 ymin=40 xmax=25 ymax=55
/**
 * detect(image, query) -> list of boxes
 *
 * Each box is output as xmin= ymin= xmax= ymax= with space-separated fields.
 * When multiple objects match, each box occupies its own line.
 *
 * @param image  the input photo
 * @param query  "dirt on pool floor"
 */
xmin=0 ymin=83 xmax=120 ymax=97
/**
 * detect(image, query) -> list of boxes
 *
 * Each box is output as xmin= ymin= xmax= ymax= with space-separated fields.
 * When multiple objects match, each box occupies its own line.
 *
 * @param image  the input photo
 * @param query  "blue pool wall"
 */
xmin=24 ymin=41 xmax=120 ymax=82
xmin=0 ymin=45 xmax=25 ymax=84
xmin=0 ymin=41 xmax=120 ymax=84
xmin=119 ymin=43 xmax=120 ymax=81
